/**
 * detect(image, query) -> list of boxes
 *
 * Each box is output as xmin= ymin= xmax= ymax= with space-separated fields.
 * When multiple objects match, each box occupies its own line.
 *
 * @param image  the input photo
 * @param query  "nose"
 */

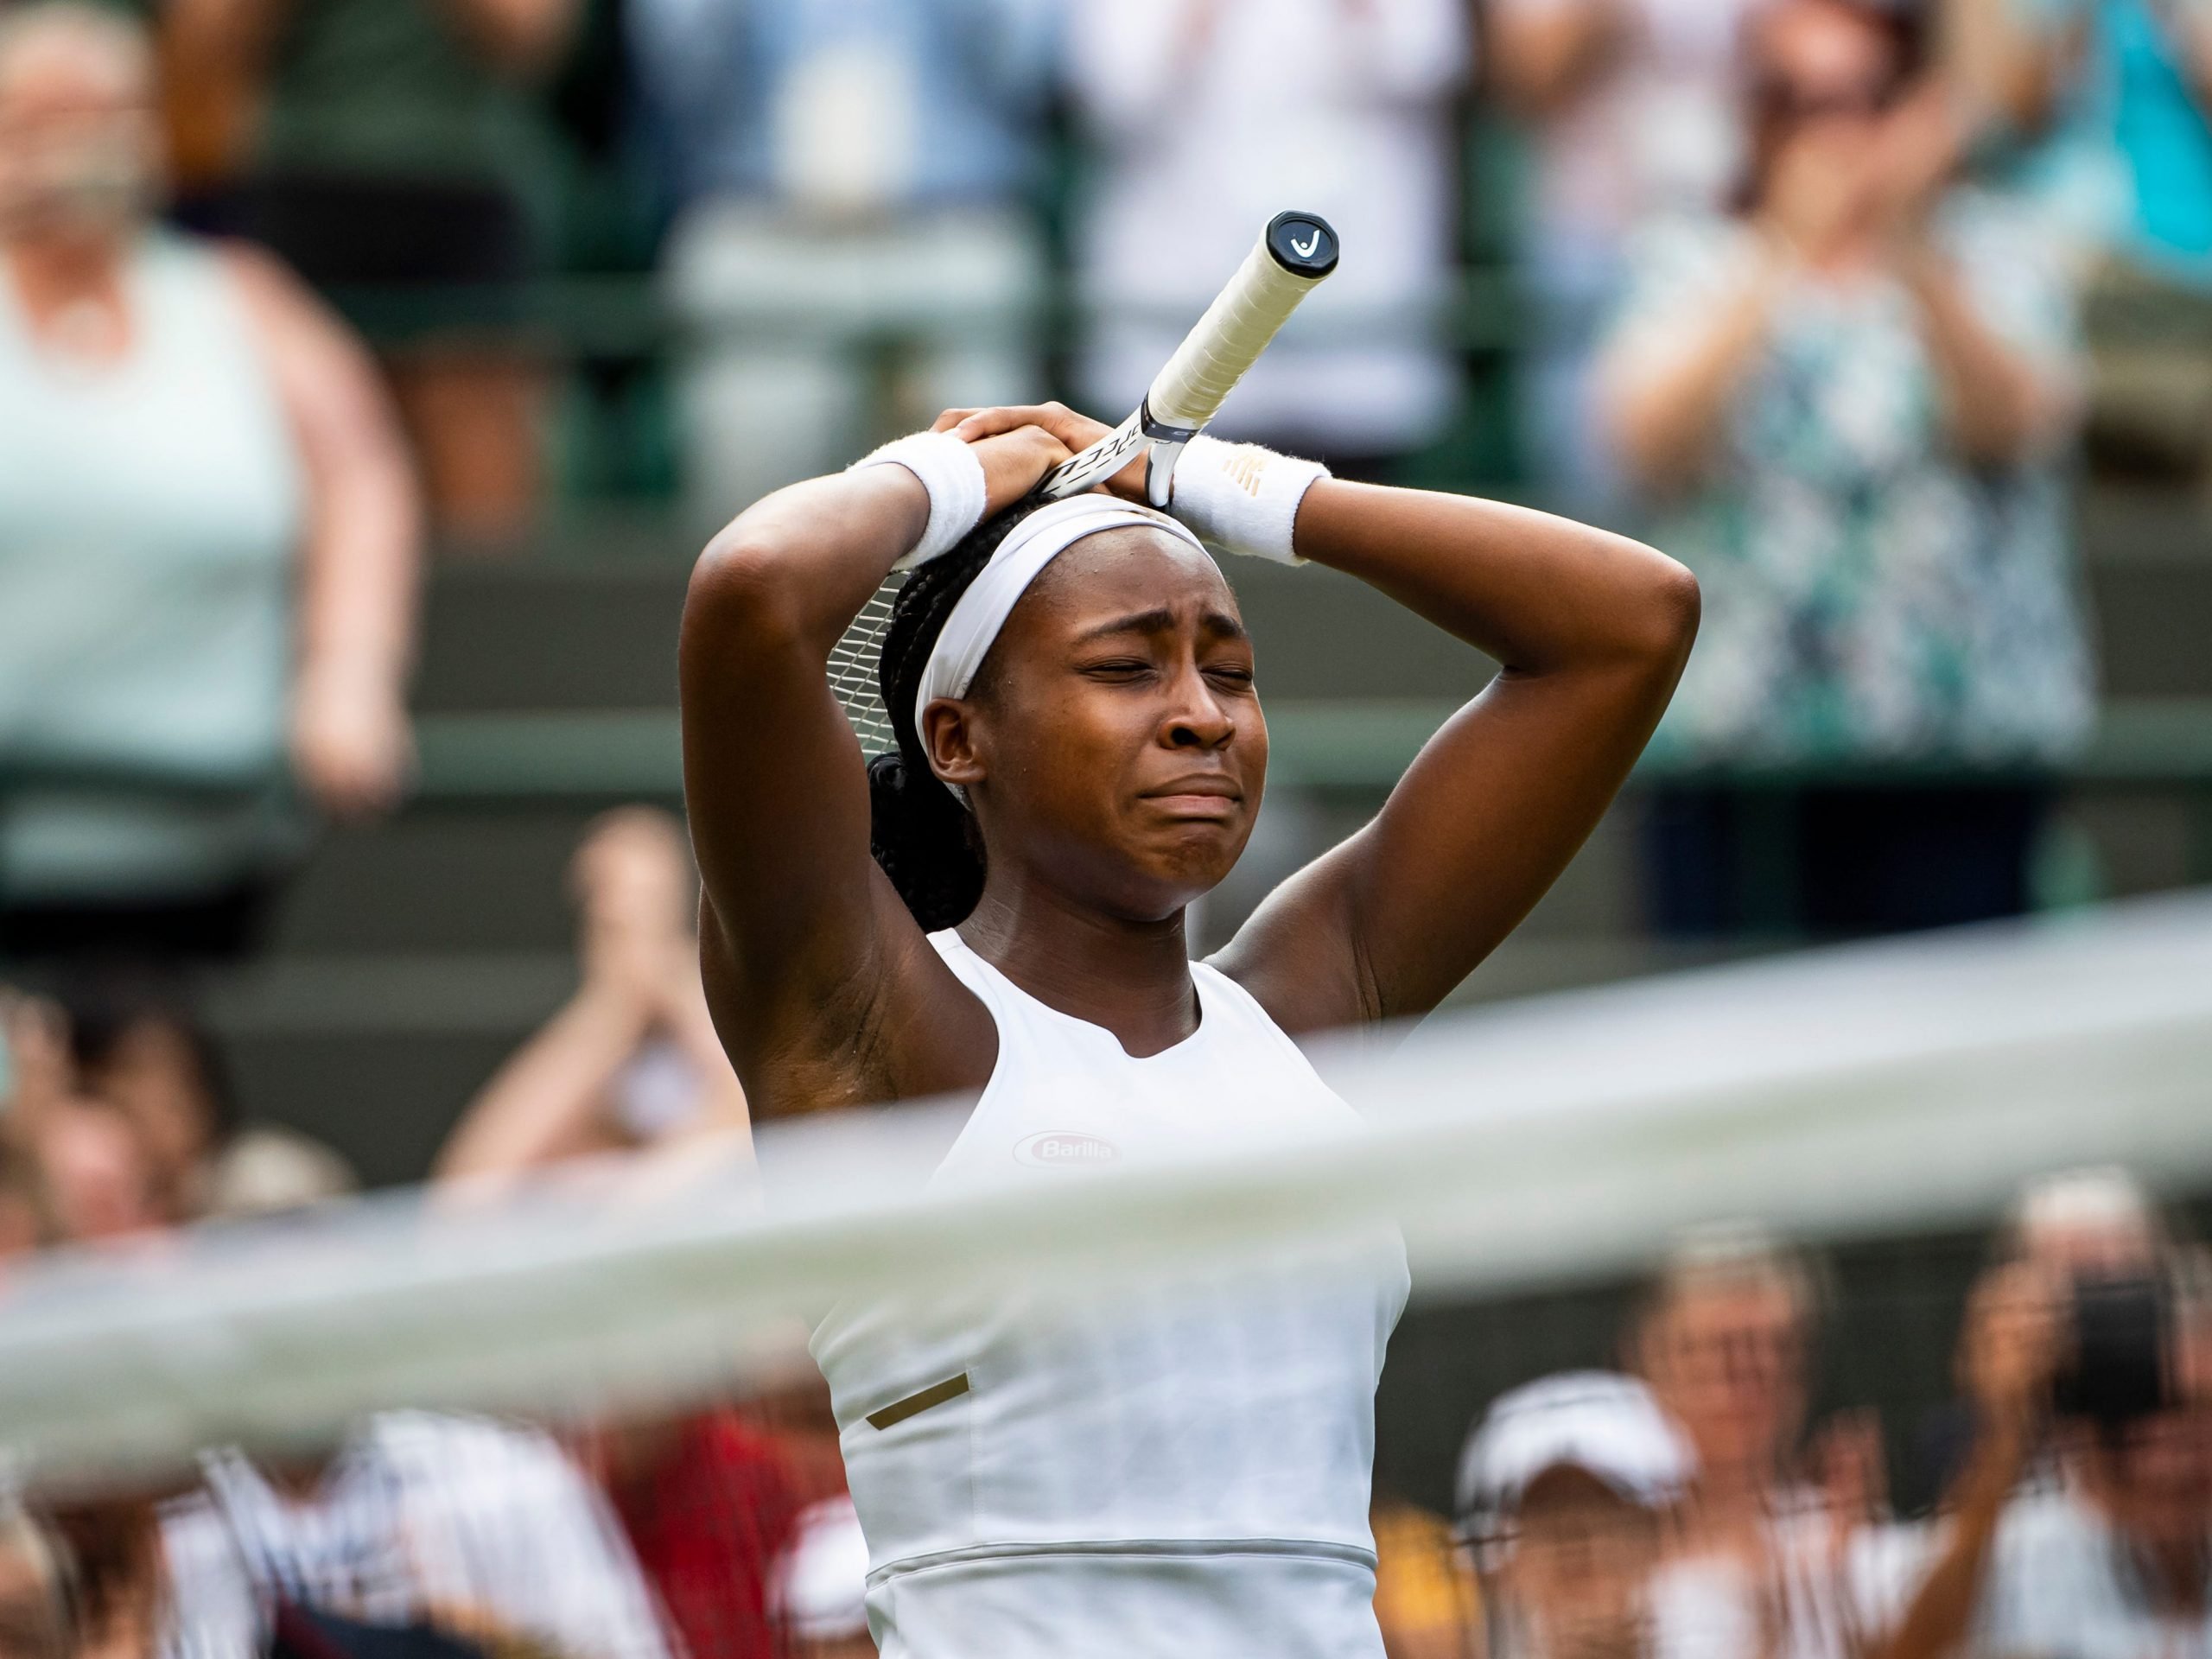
xmin=1161 ymin=665 xmax=1236 ymax=752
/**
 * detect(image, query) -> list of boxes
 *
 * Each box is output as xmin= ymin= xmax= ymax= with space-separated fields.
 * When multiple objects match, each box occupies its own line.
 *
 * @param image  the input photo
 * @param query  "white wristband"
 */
xmin=849 ymin=432 xmax=990 ymax=569
xmin=1166 ymin=435 xmax=1329 ymax=566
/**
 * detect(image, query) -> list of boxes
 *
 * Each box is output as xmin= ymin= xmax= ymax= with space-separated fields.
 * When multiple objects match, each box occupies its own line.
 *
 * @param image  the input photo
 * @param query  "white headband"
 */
xmin=912 ymin=496 xmax=1207 ymax=741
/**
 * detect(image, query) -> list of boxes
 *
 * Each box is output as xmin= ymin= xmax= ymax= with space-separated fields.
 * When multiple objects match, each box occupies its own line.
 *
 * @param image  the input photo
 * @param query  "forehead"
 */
xmin=1018 ymin=524 xmax=1239 ymax=627
xmin=0 ymin=21 xmax=149 ymax=112
xmin=1661 ymin=1274 xmax=1802 ymax=1334
xmin=1516 ymin=1464 xmax=1642 ymax=1521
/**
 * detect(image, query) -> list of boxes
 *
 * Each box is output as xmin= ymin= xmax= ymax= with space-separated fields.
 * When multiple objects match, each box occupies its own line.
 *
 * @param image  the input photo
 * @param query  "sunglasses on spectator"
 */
xmin=1664 ymin=1320 xmax=1806 ymax=1376
xmin=1757 ymin=80 xmax=1903 ymax=123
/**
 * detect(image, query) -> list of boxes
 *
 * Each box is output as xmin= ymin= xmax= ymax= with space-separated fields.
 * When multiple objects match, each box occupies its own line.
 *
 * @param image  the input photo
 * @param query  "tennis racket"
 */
xmin=831 ymin=211 xmax=1341 ymax=757
xmin=1038 ymin=210 xmax=1340 ymax=507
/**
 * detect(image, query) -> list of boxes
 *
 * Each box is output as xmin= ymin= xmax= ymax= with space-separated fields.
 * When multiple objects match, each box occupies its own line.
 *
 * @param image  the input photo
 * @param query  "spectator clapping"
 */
xmin=1599 ymin=0 xmax=2095 ymax=939
xmin=435 ymin=808 xmax=749 ymax=1192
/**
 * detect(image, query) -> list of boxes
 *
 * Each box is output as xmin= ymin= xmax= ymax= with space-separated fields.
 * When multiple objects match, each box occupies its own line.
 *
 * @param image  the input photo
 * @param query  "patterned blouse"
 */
xmin=1606 ymin=194 xmax=2097 ymax=768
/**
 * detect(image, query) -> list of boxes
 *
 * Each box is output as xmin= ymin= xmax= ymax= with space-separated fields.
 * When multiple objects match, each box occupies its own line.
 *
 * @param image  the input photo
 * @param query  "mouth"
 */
xmin=1140 ymin=779 xmax=1244 ymax=819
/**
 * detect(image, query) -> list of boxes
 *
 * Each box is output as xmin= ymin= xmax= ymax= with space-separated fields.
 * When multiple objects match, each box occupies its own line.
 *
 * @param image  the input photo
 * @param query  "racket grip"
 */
xmin=1142 ymin=212 xmax=1338 ymax=436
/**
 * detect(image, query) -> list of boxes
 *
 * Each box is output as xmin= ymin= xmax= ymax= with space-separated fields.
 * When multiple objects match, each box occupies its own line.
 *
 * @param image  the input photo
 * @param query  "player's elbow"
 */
xmin=1616 ymin=541 xmax=1701 ymax=672
xmin=684 ymin=530 xmax=812 ymax=663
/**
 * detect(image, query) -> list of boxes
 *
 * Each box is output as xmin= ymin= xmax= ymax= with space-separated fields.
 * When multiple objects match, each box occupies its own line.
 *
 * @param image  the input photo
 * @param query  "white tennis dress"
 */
xmin=811 ymin=931 xmax=1410 ymax=1659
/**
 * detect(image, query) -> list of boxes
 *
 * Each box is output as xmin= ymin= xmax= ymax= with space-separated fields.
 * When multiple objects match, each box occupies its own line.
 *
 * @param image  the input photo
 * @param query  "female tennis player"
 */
xmin=680 ymin=407 xmax=1697 ymax=1657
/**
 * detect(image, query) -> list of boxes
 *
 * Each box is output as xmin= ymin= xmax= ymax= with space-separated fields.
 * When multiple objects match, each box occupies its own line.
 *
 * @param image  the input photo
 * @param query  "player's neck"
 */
xmin=959 ymin=876 xmax=1200 ymax=1059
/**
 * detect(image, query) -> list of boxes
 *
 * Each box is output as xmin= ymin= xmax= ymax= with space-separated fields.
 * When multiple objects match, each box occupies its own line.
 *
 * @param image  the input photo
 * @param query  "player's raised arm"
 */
xmin=937 ymin=402 xmax=1696 ymax=1037
xmin=677 ymin=427 xmax=1067 ymax=1103
xmin=1224 ymin=479 xmax=1698 ymax=1032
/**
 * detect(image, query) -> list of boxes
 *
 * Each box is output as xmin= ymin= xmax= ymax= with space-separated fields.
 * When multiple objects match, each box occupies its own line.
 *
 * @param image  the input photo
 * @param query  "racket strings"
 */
xmin=829 ymin=573 xmax=908 ymax=760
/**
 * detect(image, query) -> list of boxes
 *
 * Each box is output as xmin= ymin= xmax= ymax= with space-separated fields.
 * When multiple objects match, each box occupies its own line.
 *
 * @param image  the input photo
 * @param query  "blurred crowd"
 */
xmin=0 ymin=806 xmax=880 ymax=1659
xmin=1414 ymin=1170 xmax=2212 ymax=1659
xmin=5 ymin=982 xmax=2212 ymax=1659
xmin=0 ymin=0 xmax=2206 ymax=967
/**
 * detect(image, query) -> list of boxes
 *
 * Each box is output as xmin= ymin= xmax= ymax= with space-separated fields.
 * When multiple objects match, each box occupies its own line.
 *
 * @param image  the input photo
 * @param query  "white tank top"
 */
xmin=0 ymin=232 xmax=304 ymax=898
xmin=811 ymin=931 xmax=1410 ymax=1659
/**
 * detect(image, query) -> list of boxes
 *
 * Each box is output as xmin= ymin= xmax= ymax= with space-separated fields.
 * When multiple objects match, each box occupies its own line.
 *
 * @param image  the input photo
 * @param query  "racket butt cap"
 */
xmin=1265 ymin=211 xmax=1340 ymax=280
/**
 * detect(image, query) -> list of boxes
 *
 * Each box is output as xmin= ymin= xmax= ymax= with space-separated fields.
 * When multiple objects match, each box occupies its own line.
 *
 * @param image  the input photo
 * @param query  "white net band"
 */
xmin=4 ymin=894 xmax=2211 ymax=1487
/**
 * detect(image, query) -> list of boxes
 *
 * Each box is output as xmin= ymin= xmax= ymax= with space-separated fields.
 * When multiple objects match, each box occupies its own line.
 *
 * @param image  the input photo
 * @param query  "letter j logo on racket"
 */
xmin=1014 ymin=1132 xmax=1121 ymax=1170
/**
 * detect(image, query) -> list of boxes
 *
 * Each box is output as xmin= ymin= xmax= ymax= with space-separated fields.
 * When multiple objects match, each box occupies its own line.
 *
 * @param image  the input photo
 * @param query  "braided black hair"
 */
xmin=868 ymin=497 xmax=1060 ymax=931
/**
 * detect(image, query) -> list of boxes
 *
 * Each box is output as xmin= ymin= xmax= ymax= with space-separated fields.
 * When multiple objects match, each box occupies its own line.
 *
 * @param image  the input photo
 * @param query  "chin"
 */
xmin=1153 ymin=828 xmax=1250 ymax=893
xmin=1089 ymin=845 xmax=1240 ymax=924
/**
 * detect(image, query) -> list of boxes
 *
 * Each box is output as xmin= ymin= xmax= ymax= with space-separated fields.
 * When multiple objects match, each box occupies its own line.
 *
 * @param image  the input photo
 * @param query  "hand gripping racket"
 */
xmin=831 ymin=211 xmax=1340 ymax=757
xmin=1038 ymin=210 xmax=1341 ymax=507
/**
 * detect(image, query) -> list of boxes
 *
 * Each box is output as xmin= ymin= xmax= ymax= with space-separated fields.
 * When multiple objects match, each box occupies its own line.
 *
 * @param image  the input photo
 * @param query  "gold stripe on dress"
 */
xmin=867 ymin=1372 xmax=972 ymax=1430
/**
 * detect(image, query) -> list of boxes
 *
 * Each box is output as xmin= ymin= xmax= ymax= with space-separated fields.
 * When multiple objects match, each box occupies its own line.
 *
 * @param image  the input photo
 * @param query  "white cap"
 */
xmin=1455 ymin=1371 xmax=1694 ymax=1538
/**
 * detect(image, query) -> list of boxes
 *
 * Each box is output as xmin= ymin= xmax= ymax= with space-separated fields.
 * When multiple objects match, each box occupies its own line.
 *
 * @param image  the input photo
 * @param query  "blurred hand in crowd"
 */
xmin=1 ymin=992 xmax=73 ymax=1134
xmin=1752 ymin=17 xmax=1962 ymax=270
xmin=575 ymin=807 xmax=702 ymax=1024
xmin=1863 ymin=86 xmax=1966 ymax=244
xmin=436 ymin=809 xmax=750 ymax=1191
xmin=1808 ymin=1405 xmax=1890 ymax=1584
xmin=1958 ymin=1260 xmax=2067 ymax=1434
xmin=291 ymin=658 xmax=415 ymax=821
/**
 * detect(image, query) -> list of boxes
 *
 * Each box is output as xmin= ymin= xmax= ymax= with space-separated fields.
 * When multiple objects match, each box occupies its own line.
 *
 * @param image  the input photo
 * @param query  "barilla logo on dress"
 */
xmin=1014 ymin=1131 xmax=1120 ymax=1170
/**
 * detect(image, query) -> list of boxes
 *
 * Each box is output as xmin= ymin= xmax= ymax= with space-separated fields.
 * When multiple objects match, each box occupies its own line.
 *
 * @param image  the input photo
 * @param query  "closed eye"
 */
xmin=1080 ymin=658 xmax=1157 ymax=681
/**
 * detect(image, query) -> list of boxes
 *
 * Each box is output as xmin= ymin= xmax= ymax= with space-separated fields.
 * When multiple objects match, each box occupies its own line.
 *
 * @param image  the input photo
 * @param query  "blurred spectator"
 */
xmin=1878 ymin=1248 xmax=2209 ymax=1659
xmin=199 ymin=1125 xmax=357 ymax=1220
xmin=59 ymin=970 xmax=357 ymax=1224
xmin=1912 ymin=1168 xmax=2166 ymax=1516
xmin=159 ymin=1412 xmax=673 ymax=1659
xmin=1634 ymin=1225 xmax=1918 ymax=1659
xmin=628 ymin=0 xmax=1055 ymax=523
xmin=0 ymin=3 xmax=420 ymax=964
xmin=1 ymin=983 xmax=157 ymax=1245
xmin=27 ymin=1093 xmax=160 ymax=1244
xmin=1599 ymin=0 xmax=2095 ymax=939
xmin=435 ymin=809 xmax=748 ymax=1187
xmin=771 ymin=1494 xmax=872 ymax=1659
xmin=46 ymin=1498 xmax=167 ymax=1659
xmin=1488 ymin=0 xmax=1766 ymax=507
xmin=1370 ymin=1491 xmax=1478 ymax=1659
xmin=0 ymin=1503 xmax=74 ymax=1659
xmin=574 ymin=1413 xmax=802 ymax=1659
xmin=433 ymin=813 xmax=772 ymax=1656
xmin=2006 ymin=1163 xmax=2166 ymax=1275
xmin=0 ymin=1136 xmax=54 ymax=1265
xmin=1943 ymin=0 xmax=2127 ymax=264
xmin=1455 ymin=1371 xmax=1690 ymax=1659
xmin=1954 ymin=0 xmax=2212 ymax=488
xmin=162 ymin=0 xmax=579 ymax=545
xmin=0 ymin=996 xmax=60 ymax=1262
xmin=1066 ymin=0 xmax=1470 ymax=475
